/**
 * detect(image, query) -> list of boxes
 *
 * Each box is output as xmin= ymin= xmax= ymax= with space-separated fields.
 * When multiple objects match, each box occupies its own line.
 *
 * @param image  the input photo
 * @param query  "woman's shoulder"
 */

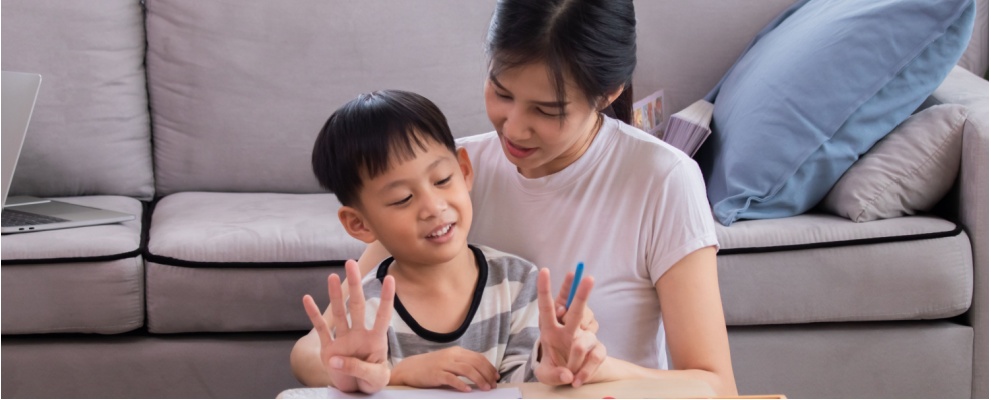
xmin=606 ymin=118 xmax=699 ymax=176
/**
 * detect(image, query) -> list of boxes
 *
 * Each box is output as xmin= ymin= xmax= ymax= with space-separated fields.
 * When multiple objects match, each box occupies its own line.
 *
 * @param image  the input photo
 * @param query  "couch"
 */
xmin=2 ymin=1 xmax=987 ymax=398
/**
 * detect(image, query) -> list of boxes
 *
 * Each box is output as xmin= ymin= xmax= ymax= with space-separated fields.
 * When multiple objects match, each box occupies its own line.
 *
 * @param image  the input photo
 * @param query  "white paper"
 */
xmin=278 ymin=386 xmax=523 ymax=399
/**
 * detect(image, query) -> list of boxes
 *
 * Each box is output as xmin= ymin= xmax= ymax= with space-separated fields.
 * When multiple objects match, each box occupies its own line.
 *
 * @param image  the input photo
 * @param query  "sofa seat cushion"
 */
xmin=1 ymin=196 xmax=144 ymax=334
xmin=145 ymin=192 xmax=363 ymax=333
xmin=716 ymin=214 xmax=973 ymax=325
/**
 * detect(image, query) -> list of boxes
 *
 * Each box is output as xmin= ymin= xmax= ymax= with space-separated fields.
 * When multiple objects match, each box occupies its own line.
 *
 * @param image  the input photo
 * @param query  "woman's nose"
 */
xmin=501 ymin=106 xmax=528 ymax=141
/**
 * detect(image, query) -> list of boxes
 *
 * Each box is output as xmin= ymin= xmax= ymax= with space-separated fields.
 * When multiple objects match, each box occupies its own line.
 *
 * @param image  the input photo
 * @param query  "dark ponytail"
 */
xmin=486 ymin=0 xmax=637 ymax=124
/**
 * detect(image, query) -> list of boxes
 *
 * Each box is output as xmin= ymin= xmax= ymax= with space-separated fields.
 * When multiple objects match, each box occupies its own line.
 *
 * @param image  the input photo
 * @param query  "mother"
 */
xmin=293 ymin=0 xmax=737 ymax=395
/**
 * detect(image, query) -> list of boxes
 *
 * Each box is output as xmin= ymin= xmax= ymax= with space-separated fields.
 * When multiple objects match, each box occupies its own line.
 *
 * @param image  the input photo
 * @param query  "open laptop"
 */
xmin=2 ymin=71 xmax=135 ymax=234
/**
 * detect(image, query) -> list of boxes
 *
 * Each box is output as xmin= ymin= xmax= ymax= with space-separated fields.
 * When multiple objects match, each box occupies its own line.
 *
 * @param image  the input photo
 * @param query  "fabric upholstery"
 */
xmin=821 ymin=104 xmax=966 ymax=222
xmin=729 ymin=322 xmax=973 ymax=398
xmin=1 ymin=333 xmax=303 ymax=399
xmin=716 ymin=215 xmax=972 ymax=325
xmin=0 ymin=0 xmax=154 ymax=200
xmin=144 ymin=0 xmax=497 ymax=195
xmin=931 ymin=66 xmax=989 ymax=399
xmin=702 ymin=0 xmax=975 ymax=225
xmin=1 ymin=196 xmax=145 ymax=334
xmin=146 ymin=192 xmax=360 ymax=333
xmin=631 ymin=0 xmax=794 ymax=120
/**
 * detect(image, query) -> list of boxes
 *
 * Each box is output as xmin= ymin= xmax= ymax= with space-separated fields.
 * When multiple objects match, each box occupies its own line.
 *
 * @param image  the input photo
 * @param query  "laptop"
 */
xmin=2 ymin=71 xmax=135 ymax=234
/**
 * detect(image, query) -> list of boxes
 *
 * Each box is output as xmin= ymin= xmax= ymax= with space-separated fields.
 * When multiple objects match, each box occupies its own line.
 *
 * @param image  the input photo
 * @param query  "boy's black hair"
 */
xmin=312 ymin=90 xmax=456 ymax=207
xmin=486 ymin=0 xmax=637 ymax=122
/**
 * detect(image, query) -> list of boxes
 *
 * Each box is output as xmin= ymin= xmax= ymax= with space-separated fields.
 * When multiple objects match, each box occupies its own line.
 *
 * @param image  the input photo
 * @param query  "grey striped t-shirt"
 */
xmin=359 ymin=244 xmax=540 ymax=383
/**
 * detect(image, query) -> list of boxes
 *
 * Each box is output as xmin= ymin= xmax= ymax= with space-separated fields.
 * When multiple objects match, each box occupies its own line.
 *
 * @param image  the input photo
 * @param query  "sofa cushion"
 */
xmin=0 ymin=0 xmax=154 ymax=200
xmin=1 ymin=196 xmax=145 ymax=334
xmin=144 ymin=0 xmax=497 ymax=195
xmin=145 ymin=192 xmax=364 ymax=333
xmin=820 ymin=104 xmax=966 ymax=222
xmin=702 ymin=0 xmax=976 ymax=225
xmin=716 ymin=214 xmax=973 ymax=325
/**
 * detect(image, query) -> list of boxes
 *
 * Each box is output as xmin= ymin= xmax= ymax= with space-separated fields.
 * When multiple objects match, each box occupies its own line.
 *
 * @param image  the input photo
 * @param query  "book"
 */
xmin=661 ymin=99 xmax=713 ymax=157
xmin=631 ymin=89 xmax=666 ymax=136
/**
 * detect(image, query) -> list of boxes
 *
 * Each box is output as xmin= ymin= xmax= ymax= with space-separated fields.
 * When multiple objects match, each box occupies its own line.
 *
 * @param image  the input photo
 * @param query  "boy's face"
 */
xmin=339 ymin=137 xmax=474 ymax=267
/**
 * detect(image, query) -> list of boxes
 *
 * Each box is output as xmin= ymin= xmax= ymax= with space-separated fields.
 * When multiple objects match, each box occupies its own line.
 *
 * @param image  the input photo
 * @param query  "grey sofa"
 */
xmin=2 ymin=1 xmax=987 ymax=398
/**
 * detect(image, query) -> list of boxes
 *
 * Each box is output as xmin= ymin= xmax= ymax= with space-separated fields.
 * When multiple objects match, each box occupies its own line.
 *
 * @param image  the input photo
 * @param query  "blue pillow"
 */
xmin=701 ymin=0 xmax=975 ymax=226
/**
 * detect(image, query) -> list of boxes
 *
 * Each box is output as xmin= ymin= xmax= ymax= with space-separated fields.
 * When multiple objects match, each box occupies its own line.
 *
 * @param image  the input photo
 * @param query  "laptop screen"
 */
xmin=1 ymin=71 xmax=42 ymax=208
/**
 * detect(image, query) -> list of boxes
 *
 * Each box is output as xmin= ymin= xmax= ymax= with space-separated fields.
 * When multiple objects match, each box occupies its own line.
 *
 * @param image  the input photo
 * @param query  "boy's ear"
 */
xmin=338 ymin=206 xmax=377 ymax=244
xmin=456 ymin=147 xmax=474 ymax=191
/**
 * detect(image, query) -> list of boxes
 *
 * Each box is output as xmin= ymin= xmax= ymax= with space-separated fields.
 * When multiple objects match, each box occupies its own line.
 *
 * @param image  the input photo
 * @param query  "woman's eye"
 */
xmin=436 ymin=175 xmax=453 ymax=186
xmin=389 ymin=195 xmax=412 ymax=206
xmin=536 ymin=107 xmax=562 ymax=117
xmin=495 ymin=91 xmax=512 ymax=100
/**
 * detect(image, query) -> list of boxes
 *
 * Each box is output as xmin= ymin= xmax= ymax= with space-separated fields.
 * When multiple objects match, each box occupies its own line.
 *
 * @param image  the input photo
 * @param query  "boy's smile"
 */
xmin=339 ymin=136 xmax=475 ymax=270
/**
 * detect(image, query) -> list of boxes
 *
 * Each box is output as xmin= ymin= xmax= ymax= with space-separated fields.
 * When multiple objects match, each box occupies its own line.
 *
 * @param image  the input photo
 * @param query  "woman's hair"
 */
xmin=486 ymin=0 xmax=636 ymax=123
xmin=311 ymin=90 xmax=456 ymax=207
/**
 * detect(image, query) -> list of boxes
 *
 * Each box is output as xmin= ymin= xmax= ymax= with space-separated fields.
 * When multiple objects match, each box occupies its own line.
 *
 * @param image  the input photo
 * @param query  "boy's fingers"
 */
xmin=345 ymin=260 xmax=367 ymax=330
xmin=442 ymin=373 xmax=472 ymax=393
xmin=450 ymin=363 xmax=493 ymax=391
xmin=329 ymin=356 xmax=379 ymax=381
xmin=303 ymin=295 xmax=334 ymax=347
xmin=327 ymin=274 xmax=350 ymax=335
xmin=536 ymin=269 xmax=561 ymax=329
xmin=372 ymin=275 xmax=396 ymax=335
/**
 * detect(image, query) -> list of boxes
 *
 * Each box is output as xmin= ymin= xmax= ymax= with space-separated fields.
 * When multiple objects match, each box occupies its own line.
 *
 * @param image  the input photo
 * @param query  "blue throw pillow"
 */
xmin=701 ymin=0 xmax=975 ymax=226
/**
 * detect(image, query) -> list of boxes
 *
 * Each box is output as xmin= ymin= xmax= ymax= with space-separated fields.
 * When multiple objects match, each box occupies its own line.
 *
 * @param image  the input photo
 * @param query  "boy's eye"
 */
xmin=436 ymin=175 xmax=453 ymax=186
xmin=389 ymin=194 xmax=412 ymax=206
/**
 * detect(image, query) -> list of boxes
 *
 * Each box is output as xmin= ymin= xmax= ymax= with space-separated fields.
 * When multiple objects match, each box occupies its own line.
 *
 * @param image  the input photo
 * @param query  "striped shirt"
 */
xmin=360 ymin=244 xmax=540 ymax=383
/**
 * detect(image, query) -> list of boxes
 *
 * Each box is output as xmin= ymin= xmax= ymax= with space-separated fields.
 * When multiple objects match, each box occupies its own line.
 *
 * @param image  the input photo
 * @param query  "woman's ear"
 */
xmin=338 ymin=206 xmax=377 ymax=244
xmin=456 ymin=147 xmax=475 ymax=191
xmin=600 ymin=85 xmax=626 ymax=110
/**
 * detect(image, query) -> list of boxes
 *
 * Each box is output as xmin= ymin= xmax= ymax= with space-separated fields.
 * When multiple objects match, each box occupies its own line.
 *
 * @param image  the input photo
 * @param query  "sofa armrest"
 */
xmin=930 ymin=65 xmax=988 ymax=399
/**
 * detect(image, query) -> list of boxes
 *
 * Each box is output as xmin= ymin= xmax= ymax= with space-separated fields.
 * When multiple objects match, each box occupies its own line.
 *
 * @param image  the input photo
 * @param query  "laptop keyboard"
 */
xmin=2 ymin=208 xmax=69 ymax=227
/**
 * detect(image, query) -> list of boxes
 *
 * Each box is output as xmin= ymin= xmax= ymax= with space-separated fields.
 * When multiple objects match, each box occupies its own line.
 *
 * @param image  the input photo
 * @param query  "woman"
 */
xmin=292 ymin=0 xmax=737 ymax=395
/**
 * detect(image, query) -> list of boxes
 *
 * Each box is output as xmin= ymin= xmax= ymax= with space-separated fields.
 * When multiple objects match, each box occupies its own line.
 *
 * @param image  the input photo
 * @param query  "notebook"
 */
xmin=2 ymin=71 xmax=135 ymax=234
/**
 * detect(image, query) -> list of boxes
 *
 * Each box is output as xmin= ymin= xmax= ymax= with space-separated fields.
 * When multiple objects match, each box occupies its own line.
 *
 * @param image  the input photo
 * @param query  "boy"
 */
xmin=304 ymin=90 xmax=541 ymax=393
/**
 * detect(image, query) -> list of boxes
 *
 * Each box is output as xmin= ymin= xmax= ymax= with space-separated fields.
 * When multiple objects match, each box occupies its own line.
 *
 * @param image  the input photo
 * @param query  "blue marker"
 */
xmin=565 ymin=262 xmax=585 ymax=309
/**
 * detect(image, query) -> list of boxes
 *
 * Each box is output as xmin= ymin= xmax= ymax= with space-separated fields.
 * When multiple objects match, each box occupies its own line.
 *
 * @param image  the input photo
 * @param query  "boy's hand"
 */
xmin=302 ymin=260 xmax=395 ymax=393
xmin=534 ymin=268 xmax=606 ymax=388
xmin=390 ymin=346 xmax=500 ymax=392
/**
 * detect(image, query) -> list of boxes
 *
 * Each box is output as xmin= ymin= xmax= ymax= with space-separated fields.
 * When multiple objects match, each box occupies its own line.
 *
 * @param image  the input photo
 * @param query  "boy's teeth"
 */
xmin=428 ymin=224 xmax=451 ymax=238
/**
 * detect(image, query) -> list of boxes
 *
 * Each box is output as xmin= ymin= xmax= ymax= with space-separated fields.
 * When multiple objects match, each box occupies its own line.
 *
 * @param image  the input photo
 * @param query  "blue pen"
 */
xmin=565 ymin=262 xmax=585 ymax=309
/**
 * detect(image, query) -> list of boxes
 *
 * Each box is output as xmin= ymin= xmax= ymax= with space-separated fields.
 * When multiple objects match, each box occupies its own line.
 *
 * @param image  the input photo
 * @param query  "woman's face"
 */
xmin=484 ymin=62 xmax=602 ymax=179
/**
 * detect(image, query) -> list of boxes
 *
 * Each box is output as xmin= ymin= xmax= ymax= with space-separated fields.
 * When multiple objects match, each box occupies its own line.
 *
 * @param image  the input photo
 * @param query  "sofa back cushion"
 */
xmin=145 ymin=0 xmax=497 ymax=195
xmin=1 ymin=0 xmax=154 ymax=200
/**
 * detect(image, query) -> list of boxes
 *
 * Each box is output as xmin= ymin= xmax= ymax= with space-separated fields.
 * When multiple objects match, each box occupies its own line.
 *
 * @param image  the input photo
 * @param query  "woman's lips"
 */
xmin=504 ymin=138 xmax=537 ymax=158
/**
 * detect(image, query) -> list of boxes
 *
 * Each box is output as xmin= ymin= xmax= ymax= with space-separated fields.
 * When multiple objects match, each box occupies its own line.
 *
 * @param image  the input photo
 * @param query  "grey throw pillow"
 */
xmin=820 ymin=104 xmax=967 ymax=222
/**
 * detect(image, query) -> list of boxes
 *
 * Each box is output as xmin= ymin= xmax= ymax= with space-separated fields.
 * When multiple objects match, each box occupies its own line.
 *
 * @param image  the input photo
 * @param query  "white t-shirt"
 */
xmin=457 ymin=116 xmax=718 ymax=369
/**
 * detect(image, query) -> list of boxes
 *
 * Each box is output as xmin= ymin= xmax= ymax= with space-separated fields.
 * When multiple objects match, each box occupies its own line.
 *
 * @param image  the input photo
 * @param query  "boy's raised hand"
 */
xmin=390 ymin=346 xmax=500 ymax=392
xmin=534 ymin=268 xmax=606 ymax=388
xmin=302 ymin=260 xmax=395 ymax=393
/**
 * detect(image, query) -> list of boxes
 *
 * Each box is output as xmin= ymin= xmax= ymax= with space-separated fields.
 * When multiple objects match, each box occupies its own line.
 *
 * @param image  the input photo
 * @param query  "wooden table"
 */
xmin=278 ymin=377 xmax=717 ymax=398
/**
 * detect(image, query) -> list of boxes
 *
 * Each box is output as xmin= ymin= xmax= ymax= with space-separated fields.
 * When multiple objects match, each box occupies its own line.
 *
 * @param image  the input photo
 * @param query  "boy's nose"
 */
xmin=418 ymin=192 xmax=448 ymax=220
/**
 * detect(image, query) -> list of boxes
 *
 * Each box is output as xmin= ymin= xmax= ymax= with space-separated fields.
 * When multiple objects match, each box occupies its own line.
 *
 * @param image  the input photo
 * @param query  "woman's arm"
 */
xmin=290 ymin=241 xmax=392 ymax=386
xmin=591 ymin=246 xmax=737 ymax=395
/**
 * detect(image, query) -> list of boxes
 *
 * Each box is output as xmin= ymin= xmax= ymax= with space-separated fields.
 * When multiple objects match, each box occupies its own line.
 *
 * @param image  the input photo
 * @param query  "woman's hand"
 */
xmin=534 ymin=268 xmax=606 ymax=387
xmin=390 ymin=346 xmax=500 ymax=392
xmin=302 ymin=260 xmax=395 ymax=393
